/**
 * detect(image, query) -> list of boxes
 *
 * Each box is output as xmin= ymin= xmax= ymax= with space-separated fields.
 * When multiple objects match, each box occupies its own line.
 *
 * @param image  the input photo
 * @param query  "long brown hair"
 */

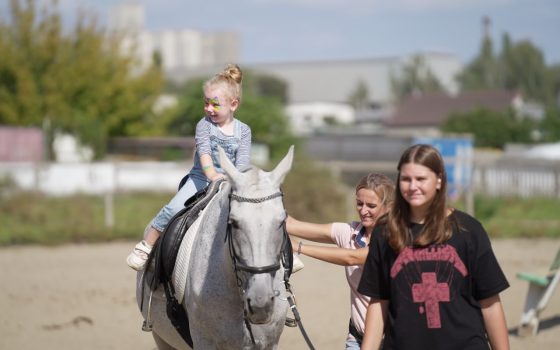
xmin=385 ymin=144 xmax=451 ymax=252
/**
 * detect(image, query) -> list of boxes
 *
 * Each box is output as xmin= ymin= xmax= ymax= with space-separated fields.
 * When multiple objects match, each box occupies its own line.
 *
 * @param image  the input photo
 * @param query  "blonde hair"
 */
xmin=203 ymin=64 xmax=243 ymax=103
xmin=355 ymin=173 xmax=395 ymax=208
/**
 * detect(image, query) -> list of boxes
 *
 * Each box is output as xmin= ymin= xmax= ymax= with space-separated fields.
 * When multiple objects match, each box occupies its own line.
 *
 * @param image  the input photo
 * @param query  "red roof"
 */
xmin=385 ymin=90 xmax=520 ymax=127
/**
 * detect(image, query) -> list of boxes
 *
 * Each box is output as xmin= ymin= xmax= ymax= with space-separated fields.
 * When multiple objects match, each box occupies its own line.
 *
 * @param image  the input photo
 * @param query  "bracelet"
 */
xmin=297 ymin=241 xmax=303 ymax=255
xmin=202 ymin=164 xmax=213 ymax=171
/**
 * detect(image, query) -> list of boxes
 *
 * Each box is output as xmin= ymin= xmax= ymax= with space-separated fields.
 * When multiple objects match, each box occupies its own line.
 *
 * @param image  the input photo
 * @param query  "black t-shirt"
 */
xmin=358 ymin=210 xmax=509 ymax=350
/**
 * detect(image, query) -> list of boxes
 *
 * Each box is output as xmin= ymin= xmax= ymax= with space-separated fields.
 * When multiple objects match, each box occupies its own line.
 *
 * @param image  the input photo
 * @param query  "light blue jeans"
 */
xmin=345 ymin=337 xmax=360 ymax=350
xmin=150 ymin=175 xmax=209 ymax=232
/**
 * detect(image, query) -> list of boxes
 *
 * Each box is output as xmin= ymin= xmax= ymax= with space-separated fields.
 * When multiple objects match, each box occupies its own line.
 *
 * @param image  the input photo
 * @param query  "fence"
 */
xmin=473 ymin=158 xmax=560 ymax=198
xmin=0 ymin=161 xmax=191 ymax=196
xmin=1 ymin=157 xmax=559 ymax=198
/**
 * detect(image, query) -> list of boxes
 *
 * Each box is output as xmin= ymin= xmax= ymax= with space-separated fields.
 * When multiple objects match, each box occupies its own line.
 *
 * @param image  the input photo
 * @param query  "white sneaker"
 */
xmin=126 ymin=241 xmax=153 ymax=271
xmin=292 ymin=254 xmax=304 ymax=273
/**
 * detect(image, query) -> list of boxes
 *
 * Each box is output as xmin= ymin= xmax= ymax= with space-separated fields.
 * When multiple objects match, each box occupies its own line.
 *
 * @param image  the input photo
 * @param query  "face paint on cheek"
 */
xmin=210 ymin=97 xmax=221 ymax=111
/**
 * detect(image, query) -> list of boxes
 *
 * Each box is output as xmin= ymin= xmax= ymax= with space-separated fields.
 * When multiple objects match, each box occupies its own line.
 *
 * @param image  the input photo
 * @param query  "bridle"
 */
xmin=226 ymin=189 xmax=316 ymax=349
xmin=226 ymin=190 xmax=287 ymax=344
xmin=226 ymin=191 xmax=285 ymax=280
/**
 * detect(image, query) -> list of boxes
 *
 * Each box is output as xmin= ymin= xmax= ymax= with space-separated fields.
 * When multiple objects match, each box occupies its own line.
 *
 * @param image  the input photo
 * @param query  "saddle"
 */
xmin=148 ymin=177 xmax=225 ymax=290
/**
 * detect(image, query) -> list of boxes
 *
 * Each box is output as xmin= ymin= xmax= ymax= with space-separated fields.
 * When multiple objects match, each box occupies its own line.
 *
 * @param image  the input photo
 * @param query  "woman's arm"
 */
xmin=286 ymin=215 xmax=334 ymax=244
xmin=361 ymin=299 xmax=387 ymax=350
xmin=292 ymin=238 xmax=368 ymax=266
xmin=480 ymin=294 xmax=510 ymax=350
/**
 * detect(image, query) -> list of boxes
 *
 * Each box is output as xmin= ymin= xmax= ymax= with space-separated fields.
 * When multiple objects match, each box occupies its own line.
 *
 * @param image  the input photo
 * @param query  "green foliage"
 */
xmin=500 ymin=37 xmax=550 ymax=103
xmin=246 ymin=72 xmax=288 ymax=104
xmin=441 ymin=108 xmax=537 ymax=148
xmin=347 ymin=80 xmax=369 ymax=110
xmin=0 ymin=0 xmax=165 ymax=159
xmin=475 ymin=196 xmax=560 ymax=238
xmin=539 ymin=107 xmax=560 ymax=142
xmin=458 ymin=36 xmax=500 ymax=90
xmin=0 ymin=191 xmax=170 ymax=245
xmin=457 ymin=33 xmax=559 ymax=107
xmin=163 ymin=78 xmax=205 ymax=136
xmin=390 ymin=55 xmax=443 ymax=101
xmin=283 ymin=152 xmax=350 ymax=223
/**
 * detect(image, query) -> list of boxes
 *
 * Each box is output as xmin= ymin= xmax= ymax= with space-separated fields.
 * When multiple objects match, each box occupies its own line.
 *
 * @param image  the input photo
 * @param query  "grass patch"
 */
xmin=0 ymin=191 xmax=170 ymax=245
xmin=1 ymin=190 xmax=558 ymax=246
xmin=451 ymin=195 xmax=560 ymax=238
xmin=475 ymin=196 xmax=560 ymax=237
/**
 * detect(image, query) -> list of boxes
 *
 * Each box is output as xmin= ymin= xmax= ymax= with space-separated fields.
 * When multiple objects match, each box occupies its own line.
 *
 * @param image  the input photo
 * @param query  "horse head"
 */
xmin=219 ymin=145 xmax=294 ymax=325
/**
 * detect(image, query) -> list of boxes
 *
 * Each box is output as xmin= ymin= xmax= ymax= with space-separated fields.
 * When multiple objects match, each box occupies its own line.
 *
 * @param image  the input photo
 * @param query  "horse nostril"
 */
xmin=273 ymin=290 xmax=280 ymax=297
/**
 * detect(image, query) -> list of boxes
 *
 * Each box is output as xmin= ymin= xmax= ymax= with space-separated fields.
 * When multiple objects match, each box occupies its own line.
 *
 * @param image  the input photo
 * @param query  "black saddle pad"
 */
xmin=149 ymin=178 xmax=225 ymax=290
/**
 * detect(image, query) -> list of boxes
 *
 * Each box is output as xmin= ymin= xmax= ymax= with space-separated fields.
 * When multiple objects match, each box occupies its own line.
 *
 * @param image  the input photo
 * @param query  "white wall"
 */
xmin=0 ymin=162 xmax=190 ymax=196
xmin=285 ymin=102 xmax=355 ymax=135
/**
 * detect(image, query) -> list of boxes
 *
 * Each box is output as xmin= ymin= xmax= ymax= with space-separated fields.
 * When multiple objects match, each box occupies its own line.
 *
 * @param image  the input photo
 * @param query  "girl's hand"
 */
xmin=210 ymin=173 xmax=227 ymax=182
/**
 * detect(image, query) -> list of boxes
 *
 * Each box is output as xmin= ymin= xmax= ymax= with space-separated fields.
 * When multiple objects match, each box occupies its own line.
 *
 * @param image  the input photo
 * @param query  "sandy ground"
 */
xmin=0 ymin=239 xmax=559 ymax=350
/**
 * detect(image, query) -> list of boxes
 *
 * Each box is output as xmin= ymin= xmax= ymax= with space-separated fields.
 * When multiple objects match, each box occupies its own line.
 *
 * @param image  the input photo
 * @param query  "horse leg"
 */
xmin=153 ymin=331 xmax=187 ymax=350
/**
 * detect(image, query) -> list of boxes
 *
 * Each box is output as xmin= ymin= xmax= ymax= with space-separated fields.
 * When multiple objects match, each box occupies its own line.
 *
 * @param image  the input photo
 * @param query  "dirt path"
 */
xmin=0 ymin=239 xmax=558 ymax=349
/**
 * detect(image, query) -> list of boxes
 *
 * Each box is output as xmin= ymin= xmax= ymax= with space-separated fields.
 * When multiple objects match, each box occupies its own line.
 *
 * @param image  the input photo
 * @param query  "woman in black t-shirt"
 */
xmin=358 ymin=144 xmax=510 ymax=350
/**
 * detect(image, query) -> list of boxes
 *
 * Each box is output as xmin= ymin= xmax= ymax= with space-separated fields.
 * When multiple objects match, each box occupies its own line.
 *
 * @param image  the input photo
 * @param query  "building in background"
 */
xmin=108 ymin=2 xmax=239 ymax=72
xmin=383 ymin=89 xmax=535 ymax=136
xmin=168 ymin=52 xmax=462 ymax=135
xmin=0 ymin=126 xmax=44 ymax=162
xmin=106 ymin=3 xmax=462 ymax=136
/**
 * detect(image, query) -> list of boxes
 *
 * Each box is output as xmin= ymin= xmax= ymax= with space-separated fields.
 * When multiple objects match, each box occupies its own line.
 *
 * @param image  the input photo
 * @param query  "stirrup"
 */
xmin=284 ymin=282 xmax=298 ymax=327
xmin=142 ymin=290 xmax=154 ymax=332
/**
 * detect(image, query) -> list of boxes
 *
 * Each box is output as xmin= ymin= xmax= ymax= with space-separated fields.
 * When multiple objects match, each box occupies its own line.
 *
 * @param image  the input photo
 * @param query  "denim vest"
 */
xmin=190 ymin=119 xmax=241 ymax=181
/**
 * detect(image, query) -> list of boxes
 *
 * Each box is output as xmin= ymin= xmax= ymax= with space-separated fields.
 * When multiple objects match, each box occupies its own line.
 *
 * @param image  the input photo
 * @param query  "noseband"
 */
xmin=226 ymin=191 xmax=285 ymax=278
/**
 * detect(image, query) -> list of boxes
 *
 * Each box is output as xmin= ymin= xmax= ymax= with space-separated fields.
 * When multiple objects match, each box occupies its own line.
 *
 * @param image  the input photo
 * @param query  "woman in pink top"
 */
xmin=287 ymin=173 xmax=394 ymax=349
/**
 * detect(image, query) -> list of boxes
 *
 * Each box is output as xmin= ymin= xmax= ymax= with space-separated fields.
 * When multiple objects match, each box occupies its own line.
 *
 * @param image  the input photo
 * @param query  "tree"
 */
xmin=347 ymin=80 xmax=369 ymax=110
xmin=247 ymin=72 xmax=288 ymax=104
xmin=441 ymin=108 xmax=537 ymax=149
xmin=499 ymin=35 xmax=550 ymax=104
xmin=390 ymin=55 xmax=443 ymax=101
xmin=457 ymin=35 xmax=500 ymax=90
xmin=457 ymin=28 xmax=557 ymax=107
xmin=0 ymin=0 xmax=164 ymax=158
xmin=539 ymin=108 xmax=560 ymax=142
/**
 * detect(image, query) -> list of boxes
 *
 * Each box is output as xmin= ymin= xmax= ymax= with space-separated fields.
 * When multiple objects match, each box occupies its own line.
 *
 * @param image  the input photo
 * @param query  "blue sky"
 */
xmin=5 ymin=0 xmax=560 ymax=65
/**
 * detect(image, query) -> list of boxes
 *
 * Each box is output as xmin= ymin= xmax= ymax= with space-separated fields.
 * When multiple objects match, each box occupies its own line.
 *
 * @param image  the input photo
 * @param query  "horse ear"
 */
xmin=270 ymin=145 xmax=294 ymax=187
xmin=218 ymin=146 xmax=240 ymax=181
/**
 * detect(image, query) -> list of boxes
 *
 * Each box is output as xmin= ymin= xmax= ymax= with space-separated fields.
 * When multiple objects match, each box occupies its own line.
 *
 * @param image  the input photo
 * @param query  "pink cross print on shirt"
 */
xmin=412 ymin=272 xmax=450 ymax=328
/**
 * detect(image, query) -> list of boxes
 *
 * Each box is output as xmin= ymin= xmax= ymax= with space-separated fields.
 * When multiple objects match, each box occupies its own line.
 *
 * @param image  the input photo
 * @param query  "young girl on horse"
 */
xmin=126 ymin=64 xmax=252 ymax=271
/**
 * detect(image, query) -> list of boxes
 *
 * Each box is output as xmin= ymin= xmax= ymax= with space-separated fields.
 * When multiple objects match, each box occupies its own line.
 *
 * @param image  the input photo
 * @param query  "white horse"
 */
xmin=137 ymin=146 xmax=294 ymax=349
